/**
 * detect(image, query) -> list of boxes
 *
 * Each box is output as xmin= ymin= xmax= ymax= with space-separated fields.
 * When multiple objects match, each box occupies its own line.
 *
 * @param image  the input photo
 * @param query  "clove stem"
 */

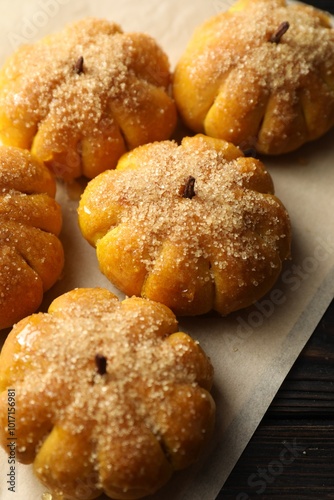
xmin=270 ymin=21 xmax=290 ymax=44
xmin=182 ymin=176 xmax=196 ymax=199
xmin=95 ymin=354 xmax=107 ymax=375
xmin=74 ymin=56 xmax=84 ymax=74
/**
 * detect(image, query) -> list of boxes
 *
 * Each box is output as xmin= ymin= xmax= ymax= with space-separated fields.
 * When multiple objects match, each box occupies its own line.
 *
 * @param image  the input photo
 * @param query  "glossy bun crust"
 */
xmin=0 ymin=18 xmax=177 ymax=181
xmin=78 ymin=134 xmax=291 ymax=316
xmin=0 ymin=146 xmax=64 ymax=330
xmin=0 ymin=288 xmax=215 ymax=499
xmin=173 ymin=0 xmax=334 ymax=155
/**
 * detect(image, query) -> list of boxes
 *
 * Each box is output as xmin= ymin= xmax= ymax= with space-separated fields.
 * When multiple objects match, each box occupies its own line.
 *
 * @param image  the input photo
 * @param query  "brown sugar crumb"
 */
xmin=0 ymin=18 xmax=176 ymax=180
xmin=174 ymin=0 xmax=334 ymax=155
xmin=0 ymin=146 xmax=63 ymax=330
xmin=78 ymin=135 xmax=291 ymax=316
xmin=0 ymin=289 xmax=215 ymax=497
xmin=190 ymin=2 xmax=334 ymax=93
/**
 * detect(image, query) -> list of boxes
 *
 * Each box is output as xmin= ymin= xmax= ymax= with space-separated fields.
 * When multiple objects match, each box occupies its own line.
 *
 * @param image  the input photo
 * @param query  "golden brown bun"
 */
xmin=0 ymin=287 xmax=215 ymax=500
xmin=173 ymin=0 xmax=334 ymax=155
xmin=78 ymin=134 xmax=291 ymax=316
xmin=0 ymin=17 xmax=177 ymax=181
xmin=0 ymin=146 xmax=64 ymax=330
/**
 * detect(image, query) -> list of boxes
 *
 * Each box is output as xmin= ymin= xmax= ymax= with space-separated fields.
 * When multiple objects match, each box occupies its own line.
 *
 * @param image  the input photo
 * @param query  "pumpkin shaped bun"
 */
xmin=78 ymin=134 xmax=291 ymax=316
xmin=0 ymin=287 xmax=215 ymax=500
xmin=0 ymin=18 xmax=177 ymax=181
xmin=0 ymin=146 xmax=64 ymax=330
xmin=173 ymin=0 xmax=334 ymax=155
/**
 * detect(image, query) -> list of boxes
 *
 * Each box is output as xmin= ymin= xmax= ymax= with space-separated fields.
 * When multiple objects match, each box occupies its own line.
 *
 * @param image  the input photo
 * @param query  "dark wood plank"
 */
xmin=217 ymin=299 xmax=334 ymax=499
xmin=267 ymin=305 xmax=334 ymax=418
xmin=302 ymin=0 xmax=334 ymax=11
xmin=218 ymin=422 xmax=334 ymax=499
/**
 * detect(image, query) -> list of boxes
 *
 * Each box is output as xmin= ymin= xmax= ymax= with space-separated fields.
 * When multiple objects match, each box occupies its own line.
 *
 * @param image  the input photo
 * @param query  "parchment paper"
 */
xmin=0 ymin=1 xmax=333 ymax=499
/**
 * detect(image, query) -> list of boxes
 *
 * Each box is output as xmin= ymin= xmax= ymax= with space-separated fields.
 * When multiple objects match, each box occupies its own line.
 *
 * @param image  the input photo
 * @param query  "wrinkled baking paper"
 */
xmin=0 ymin=0 xmax=333 ymax=499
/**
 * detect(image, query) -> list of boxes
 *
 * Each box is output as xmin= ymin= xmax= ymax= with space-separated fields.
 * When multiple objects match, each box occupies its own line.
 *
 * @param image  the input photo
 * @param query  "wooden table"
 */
xmin=302 ymin=0 xmax=334 ymax=10
xmin=217 ymin=3 xmax=334 ymax=497
xmin=217 ymin=299 xmax=334 ymax=499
